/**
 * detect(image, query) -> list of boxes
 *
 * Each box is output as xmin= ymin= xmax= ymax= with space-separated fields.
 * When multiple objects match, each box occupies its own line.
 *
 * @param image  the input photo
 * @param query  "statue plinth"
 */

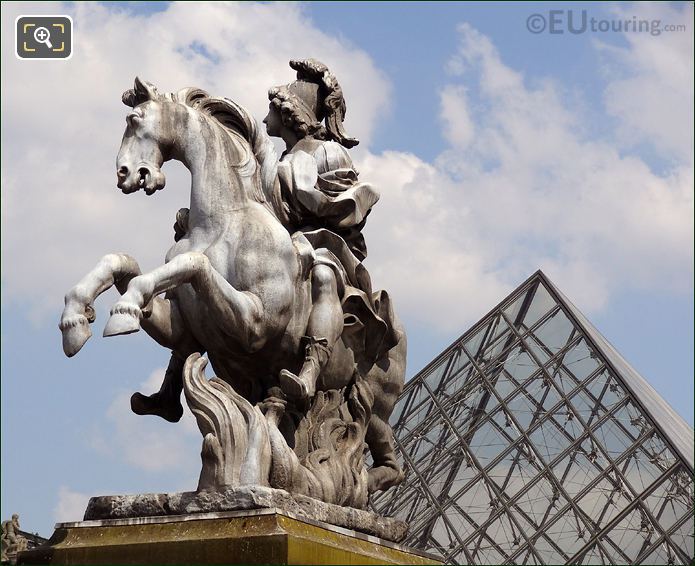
xmin=83 ymin=485 xmax=407 ymax=542
xmin=19 ymin=509 xmax=440 ymax=565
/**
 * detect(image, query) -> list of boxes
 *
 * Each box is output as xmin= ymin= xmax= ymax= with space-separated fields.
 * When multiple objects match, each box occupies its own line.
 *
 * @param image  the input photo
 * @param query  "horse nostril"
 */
xmin=117 ymin=166 xmax=129 ymax=179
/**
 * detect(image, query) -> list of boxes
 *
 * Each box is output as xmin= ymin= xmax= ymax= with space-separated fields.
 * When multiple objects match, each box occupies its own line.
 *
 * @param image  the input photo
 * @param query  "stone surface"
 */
xmin=59 ymin=60 xmax=406 ymax=510
xmin=19 ymin=511 xmax=437 ymax=565
xmin=1 ymin=514 xmax=28 ymax=564
xmin=83 ymin=485 xmax=407 ymax=543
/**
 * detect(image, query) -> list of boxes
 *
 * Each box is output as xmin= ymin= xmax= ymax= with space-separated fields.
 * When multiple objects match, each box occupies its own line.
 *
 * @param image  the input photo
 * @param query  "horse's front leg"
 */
xmin=60 ymin=253 xmax=144 ymax=356
xmin=104 ymin=251 xmax=268 ymax=352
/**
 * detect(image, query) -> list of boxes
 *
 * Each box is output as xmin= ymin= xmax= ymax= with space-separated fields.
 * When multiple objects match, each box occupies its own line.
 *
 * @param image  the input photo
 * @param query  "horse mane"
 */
xmin=173 ymin=88 xmax=283 ymax=218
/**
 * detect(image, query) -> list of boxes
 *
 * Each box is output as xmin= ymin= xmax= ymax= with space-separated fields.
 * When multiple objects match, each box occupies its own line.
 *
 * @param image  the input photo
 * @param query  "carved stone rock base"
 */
xmin=83 ymin=485 xmax=407 ymax=542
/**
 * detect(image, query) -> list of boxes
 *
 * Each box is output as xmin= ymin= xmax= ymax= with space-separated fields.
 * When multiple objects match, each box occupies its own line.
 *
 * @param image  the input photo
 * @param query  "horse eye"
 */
xmin=126 ymin=113 xmax=142 ymax=127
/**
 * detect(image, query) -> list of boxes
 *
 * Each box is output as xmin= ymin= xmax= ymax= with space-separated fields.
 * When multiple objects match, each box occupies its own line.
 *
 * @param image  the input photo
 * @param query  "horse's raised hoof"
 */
xmin=278 ymin=369 xmax=313 ymax=400
xmin=103 ymin=308 xmax=141 ymax=337
xmin=59 ymin=314 xmax=93 ymax=357
xmin=130 ymin=391 xmax=183 ymax=423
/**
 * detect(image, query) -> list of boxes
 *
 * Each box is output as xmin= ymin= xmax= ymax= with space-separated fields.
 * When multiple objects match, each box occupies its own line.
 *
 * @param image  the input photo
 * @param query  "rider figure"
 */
xmin=264 ymin=59 xmax=380 ymax=400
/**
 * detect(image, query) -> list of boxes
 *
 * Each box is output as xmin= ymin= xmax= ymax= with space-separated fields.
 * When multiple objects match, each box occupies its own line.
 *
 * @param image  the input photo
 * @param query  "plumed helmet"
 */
xmin=268 ymin=59 xmax=358 ymax=148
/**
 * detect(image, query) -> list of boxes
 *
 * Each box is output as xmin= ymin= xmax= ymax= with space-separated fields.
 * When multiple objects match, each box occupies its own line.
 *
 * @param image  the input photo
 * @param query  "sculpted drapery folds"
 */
xmin=59 ymin=60 xmax=406 ymax=510
xmin=265 ymin=59 xmax=400 ymax=402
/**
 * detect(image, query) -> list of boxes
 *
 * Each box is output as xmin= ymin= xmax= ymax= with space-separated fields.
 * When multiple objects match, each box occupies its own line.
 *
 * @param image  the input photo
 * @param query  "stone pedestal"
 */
xmin=18 ymin=509 xmax=440 ymax=565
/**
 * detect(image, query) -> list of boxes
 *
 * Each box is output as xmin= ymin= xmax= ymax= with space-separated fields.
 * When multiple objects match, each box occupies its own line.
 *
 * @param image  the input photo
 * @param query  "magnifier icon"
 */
xmin=33 ymin=26 xmax=53 ymax=49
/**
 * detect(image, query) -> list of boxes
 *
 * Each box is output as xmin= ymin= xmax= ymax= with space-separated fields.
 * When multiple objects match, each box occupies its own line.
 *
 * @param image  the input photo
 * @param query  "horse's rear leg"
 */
xmin=366 ymin=414 xmax=404 ymax=493
xmin=134 ymin=297 xmax=202 ymax=423
xmin=60 ymin=253 xmax=142 ymax=356
xmin=131 ymin=352 xmax=186 ymax=423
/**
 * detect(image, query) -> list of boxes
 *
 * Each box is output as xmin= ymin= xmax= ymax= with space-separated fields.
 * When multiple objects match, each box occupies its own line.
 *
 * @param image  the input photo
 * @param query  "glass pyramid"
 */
xmin=370 ymin=271 xmax=694 ymax=565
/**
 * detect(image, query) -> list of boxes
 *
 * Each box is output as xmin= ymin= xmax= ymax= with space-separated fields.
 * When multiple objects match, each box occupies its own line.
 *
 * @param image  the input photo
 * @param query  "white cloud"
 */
xmin=440 ymin=85 xmax=475 ymax=148
xmin=362 ymin=16 xmax=693 ymax=331
xmin=1 ymin=1 xmax=389 ymax=320
xmin=93 ymin=366 xmax=200 ymax=473
xmin=600 ymin=2 xmax=694 ymax=161
xmin=54 ymin=486 xmax=90 ymax=523
xmin=1 ymin=1 xmax=691 ymax=338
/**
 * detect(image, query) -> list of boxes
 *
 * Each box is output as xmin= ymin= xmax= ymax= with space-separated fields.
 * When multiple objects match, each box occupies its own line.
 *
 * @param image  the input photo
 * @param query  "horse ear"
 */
xmin=122 ymin=77 xmax=159 ymax=107
xmin=134 ymin=76 xmax=159 ymax=101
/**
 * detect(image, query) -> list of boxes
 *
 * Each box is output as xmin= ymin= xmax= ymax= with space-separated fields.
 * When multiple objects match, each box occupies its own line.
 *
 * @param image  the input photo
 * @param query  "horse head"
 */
xmin=116 ymin=77 xmax=170 ymax=195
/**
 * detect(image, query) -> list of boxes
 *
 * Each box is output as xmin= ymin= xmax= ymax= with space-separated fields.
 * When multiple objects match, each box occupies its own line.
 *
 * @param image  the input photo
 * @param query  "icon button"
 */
xmin=16 ymin=15 xmax=72 ymax=60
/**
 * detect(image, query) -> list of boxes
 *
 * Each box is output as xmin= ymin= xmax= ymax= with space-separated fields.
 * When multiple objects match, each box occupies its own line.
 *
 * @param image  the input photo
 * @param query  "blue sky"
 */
xmin=1 ymin=1 xmax=692 ymax=538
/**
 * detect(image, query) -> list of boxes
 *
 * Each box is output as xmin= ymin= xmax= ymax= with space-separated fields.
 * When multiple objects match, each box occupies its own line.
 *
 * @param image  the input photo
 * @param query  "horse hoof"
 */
xmin=130 ymin=392 xmax=183 ymax=423
xmin=103 ymin=312 xmax=141 ymax=337
xmin=59 ymin=315 xmax=92 ymax=357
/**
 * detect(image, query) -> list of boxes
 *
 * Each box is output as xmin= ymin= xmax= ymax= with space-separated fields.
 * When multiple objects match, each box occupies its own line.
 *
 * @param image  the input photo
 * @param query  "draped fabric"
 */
xmin=278 ymin=139 xmax=379 ymax=262
xmin=278 ymin=140 xmax=399 ymax=364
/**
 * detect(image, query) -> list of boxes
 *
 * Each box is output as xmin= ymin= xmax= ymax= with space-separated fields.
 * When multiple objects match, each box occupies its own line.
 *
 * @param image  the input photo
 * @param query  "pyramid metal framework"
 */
xmin=370 ymin=271 xmax=694 ymax=565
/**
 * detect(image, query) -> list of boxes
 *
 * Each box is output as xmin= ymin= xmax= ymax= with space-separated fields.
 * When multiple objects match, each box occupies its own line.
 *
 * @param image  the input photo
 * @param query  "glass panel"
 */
xmin=502 ymin=285 xmax=533 ymax=325
xmin=548 ymin=364 xmax=581 ymax=396
xmin=505 ymin=388 xmax=543 ymax=432
xmin=524 ymin=371 xmax=563 ymax=414
xmin=475 ymin=333 xmax=518 ymax=375
xmin=558 ymin=337 xmax=601 ymax=382
xmin=527 ymin=533 xmax=572 ymax=564
xmin=665 ymin=514 xmax=694 ymax=562
xmin=528 ymin=409 xmax=576 ymax=464
xmin=468 ymin=512 xmax=522 ymax=561
xmin=447 ymin=375 xmax=485 ymax=416
xmin=585 ymin=371 xmax=626 ymax=413
xmin=517 ymin=282 xmax=557 ymax=330
xmin=451 ymin=477 xmax=496 ymax=531
xmin=542 ymin=505 xmax=596 ymax=559
xmin=394 ymin=382 xmax=436 ymax=439
xmin=442 ymin=499 xmax=483 ymax=544
xmin=551 ymin=442 xmax=606 ymax=500
xmin=636 ymin=541 xmax=680 ymax=565
xmin=468 ymin=411 xmax=516 ymax=468
xmin=610 ymin=401 xmax=650 ymax=444
xmin=576 ymin=543 xmax=613 ymax=565
xmin=600 ymin=504 xmax=658 ymax=563
xmin=376 ymin=478 xmax=432 ymax=523
xmin=529 ymin=308 xmax=576 ymax=359
xmin=568 ymin=385 xmax=610 ymax=425
xmin=487 ymin=441 xmax=543 ymax=498
xmin=592 ymin=411 xmax=639 ymax=461
xmin=464 ymin=313 xmax=512 ymax=360
xmin=442 ymin=456 xmax=480 ymax=502
xmin=640 ymin=432 xmax=679 ymax=472
xmin=576 ymin=471 xmax=631 ymax=529
xmin=514 ymin=472 xmax=567 ymax=528
xmin=441 ymin=349 xmax=476 ymax=404
xmin=424 ymin=449 xmax=468 ymax=501
xmin=474 ymin=545 xmax=506 ymax=565
xmin=491 ymin=368 xmax=518 ymax=400
xmin=643 ymin=468 xmax=694 ymax=533
xmin=422 ymin=515 xmax=458 ymax=557
xmin=500 ymin=347 xmax=539 ymax=384
xmin=423 ymin=353 xmax=451 ymax=394
xmin=620 ymin=439 xmax=669 ymax=495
